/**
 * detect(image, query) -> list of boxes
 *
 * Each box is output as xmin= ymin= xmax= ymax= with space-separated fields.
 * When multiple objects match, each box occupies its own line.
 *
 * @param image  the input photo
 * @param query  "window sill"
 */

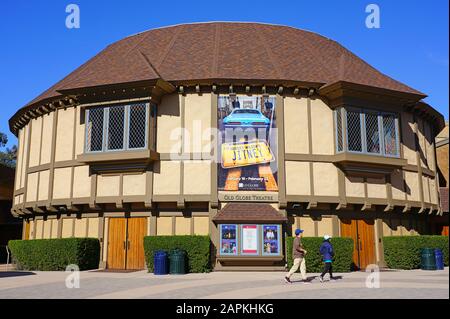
xmin=77 ymin=149 xmax=160 ymax=164
xmin=333 ymin=152 xmax=407 ymax=178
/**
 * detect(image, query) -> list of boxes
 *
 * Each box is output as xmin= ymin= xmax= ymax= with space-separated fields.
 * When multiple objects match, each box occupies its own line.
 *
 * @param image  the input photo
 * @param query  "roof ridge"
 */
xmin=155 ymin=26 xmax=182 ymax=70
xmin=138 ymin=50 xmax=162 ymax=78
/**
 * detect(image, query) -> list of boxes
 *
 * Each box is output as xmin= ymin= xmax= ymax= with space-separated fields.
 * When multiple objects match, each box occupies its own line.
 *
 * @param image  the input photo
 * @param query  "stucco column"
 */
xmin=374 ymin=218 xmax=386 ymax=268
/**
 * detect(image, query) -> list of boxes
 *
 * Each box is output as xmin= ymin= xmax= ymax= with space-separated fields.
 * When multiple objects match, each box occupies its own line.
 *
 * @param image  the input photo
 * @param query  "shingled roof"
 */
xmin=213 ymin=203 xmax=287 ymax=223
xmin=21 ymin=22 xmax=426 ymax=107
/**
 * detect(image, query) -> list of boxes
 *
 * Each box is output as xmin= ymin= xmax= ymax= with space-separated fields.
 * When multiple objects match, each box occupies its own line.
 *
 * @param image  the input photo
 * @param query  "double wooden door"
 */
xmin=340 ymin=219 xmax=376 ymax=270
xmin=107 ymin=218 xmax=147 ymax=270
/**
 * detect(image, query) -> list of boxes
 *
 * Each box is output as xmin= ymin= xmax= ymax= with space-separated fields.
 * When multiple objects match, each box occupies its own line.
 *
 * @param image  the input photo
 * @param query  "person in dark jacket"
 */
xmin=318 ymin=235 xmax=335 ymax=282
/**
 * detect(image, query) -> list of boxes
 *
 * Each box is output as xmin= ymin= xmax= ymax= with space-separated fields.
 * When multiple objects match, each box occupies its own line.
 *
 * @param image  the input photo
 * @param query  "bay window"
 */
xmin=335 ymin=107 xmax=400 ymax=157
xmin=85 ymin=102 xmax=149 ymax=153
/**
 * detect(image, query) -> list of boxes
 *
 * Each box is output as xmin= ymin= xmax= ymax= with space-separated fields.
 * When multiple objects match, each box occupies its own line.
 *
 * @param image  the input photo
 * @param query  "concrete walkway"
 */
xmin=0 ymin=267 xmax=448 ymax=299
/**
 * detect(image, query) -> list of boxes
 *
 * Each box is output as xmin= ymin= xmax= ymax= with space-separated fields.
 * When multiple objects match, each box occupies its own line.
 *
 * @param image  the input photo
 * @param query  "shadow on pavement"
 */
xmin=0 ymin=271 xmax=36 ymax=278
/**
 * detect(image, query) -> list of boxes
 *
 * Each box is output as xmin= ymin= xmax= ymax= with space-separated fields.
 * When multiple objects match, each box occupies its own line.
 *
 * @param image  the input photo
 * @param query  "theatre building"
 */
xmin=9 ymin=22 xmax=445 ymax=270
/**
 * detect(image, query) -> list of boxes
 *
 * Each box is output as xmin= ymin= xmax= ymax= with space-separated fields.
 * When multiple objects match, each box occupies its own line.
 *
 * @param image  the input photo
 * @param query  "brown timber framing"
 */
xmin=413 ymin=114 xmax=426 ymax=213
xmin=210 ymin=92 xmax=218 ymax=208
xmin=22 ymin=119 xmax=32 ymax=213
xmin=276 ymin=94 xmax=287 ymax=208
xmin=307 ymin=98 xmax=316 ymax=208
xmin=46 ymin=108 xmax=59 ymax=211
xmin=178 ymin=94 xmax=185 ymax=209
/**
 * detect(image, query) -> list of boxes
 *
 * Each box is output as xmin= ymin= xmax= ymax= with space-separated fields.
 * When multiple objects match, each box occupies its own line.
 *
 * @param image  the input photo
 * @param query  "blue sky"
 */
xmin=0 ymin=0 xmax=448 ymax=147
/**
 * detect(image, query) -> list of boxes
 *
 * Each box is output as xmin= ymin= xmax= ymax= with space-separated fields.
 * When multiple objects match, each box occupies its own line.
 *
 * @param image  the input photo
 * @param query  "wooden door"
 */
xmin=340 ymin=219 xmax=376 ymax=270
xmin=107 ymin=218 xmax=127 ymax=269
xmin=24 ymin=221 xmax=30 ymax=240
xmin=126 ymin=218 xmax=147 ymax=270
xmin=340 ymin=219 xmax=359 ymax=270
xmin=356 ymin=219 xmax=376 ymax=269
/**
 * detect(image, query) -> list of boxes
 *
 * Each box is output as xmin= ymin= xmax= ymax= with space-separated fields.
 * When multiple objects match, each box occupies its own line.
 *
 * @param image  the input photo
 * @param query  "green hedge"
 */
xmin=144 ymin=236 xmax=211 ymax=273
xmin=8 ymin=238 xmax=100 ymax=271
xmin=286 ymin=237 xmax=354 ymax=272
xmin=383 ymin=236 xmax=449 ymax=270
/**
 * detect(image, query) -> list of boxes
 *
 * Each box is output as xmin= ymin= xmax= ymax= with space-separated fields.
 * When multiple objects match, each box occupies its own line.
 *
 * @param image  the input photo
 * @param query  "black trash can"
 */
xmin=169 ymin=249 xmax=186 ymax=274
xmin=420 ymin=248 xmax=436 ymax=270
xmin=154 ymin=250 xmax=169 ymax=275
xmin=435 ymin=249 xmax=444 ymax=270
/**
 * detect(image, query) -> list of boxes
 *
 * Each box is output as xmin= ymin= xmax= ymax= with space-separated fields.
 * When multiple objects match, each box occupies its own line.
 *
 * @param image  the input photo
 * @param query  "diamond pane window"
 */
xmin=383 ymin=114 xmax=398 ymax=156
xmin=346 ymin=110 xmax=362 ymax=152
xmin=85 ymin=103 xmax=149 ymax=153
xmin=128 ymin=103 xmax=147 ymax=149
xmin=335 ymin=107 xmax=400 ymax=158
xmin=86 ymin=108 xmax=104 ymax=152
xmin=365 ymin=113 xmax=381 ymax=154
xmin=107 ymin=105 xmax=126 ymax=150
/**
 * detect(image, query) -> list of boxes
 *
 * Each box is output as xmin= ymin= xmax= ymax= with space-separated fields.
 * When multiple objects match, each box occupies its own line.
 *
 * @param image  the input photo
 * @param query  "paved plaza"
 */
xmin=0 ymin=267 xmax=448 ymax=299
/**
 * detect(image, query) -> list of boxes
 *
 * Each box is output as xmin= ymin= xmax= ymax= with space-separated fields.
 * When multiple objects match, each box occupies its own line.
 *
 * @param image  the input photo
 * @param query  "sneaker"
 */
xmin=318 ymin=276 xmax=323 ymax=283
xmin=284 ymin=276 xmax=292 ymax=284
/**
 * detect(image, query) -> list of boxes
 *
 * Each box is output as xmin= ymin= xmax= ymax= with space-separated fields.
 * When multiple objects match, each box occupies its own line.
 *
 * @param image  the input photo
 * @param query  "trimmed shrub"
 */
xmin=286 ymin=237 xmax=354 ymax=272
xmin=8 ymin=238 xmax=100 ymax=271
xmin=144 ymin=236 xmax=211 ymax=273
xmin=383 ymin=236 xmax=449 ymax=270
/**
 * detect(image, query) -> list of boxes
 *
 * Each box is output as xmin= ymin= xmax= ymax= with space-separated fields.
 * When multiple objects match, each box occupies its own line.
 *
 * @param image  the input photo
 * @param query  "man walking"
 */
xmin=318 ymin=235 xmax=335 ymax=282
xmin=285 ymin=229 xmax=308 ymax=284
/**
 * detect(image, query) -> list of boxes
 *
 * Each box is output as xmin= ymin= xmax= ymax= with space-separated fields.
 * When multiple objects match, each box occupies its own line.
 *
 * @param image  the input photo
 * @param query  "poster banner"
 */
xmin=220 ymin=224 xmax=237 ymax=255
xmin=218 ymin=94 xmax=278 ymax=191
xmin=262 ymin=225 xmax=280 ymax=255
xmin=241 ymin=225 xmax=258 ymax=255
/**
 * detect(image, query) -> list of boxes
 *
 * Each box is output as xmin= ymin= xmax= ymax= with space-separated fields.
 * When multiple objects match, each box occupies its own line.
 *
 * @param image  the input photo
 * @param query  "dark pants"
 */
xmin=320 ymin=262 xmax=333 ymax=278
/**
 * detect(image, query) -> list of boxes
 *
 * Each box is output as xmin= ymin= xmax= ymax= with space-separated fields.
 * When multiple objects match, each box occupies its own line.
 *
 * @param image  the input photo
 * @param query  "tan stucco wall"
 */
xmin=96 ymin=175 xmax=120 ymax=197
xmin=14 ymin=128 xmax=24 ymax=190
xmin=193 ymin=216 xmax=209 ymax=235
xmin=416 ymin=118 xmax=426 ymax=167
xmin=401 ymin=112 xmax=417 ymax=165
xmin=153 ymin=161 xmax=181 ymax=195
xmin=317 ymin=217 xmax=332 ymax=237
xmin=157 ymin=94 xmax=182 ymax=154
xmin=345 ymin=176 xmax=365 ymax=198
xmin=156 ymin=217 xmax=172 ymax=235
xmin=73 ymin=165 xmax=91 ymax=198
xmin=437 ymin=143 xmax=449 ymax=187
xmin=53 ymin=167 xmax=72 ymax=199
xmin=35 ymin=219 xmax=43 ymax=239
xmin=184 ymin=93 xmax=212 ymax=153
xmin=423 ymin=176 xmax=430 ymax=203
xmin=43 ymin=219 xmax=51 ymax=239
xmin=175 ymin=216 xmax=191 ymax=235
xmin=55 ymin=108 xmax=75 ymax=162
xmin=37 ymin=170 xmax=50 ymax=201
xmin=74 ymin=218 xmax=87 ymax=237
xmin=29 ymin=117 xmax=42 ymax=168
xmin=62 ymin=218 xmax=74 ymax=238
xmin=183 ymin=160 xmax=211 ymax=194
xmin=26 ymin=172 xmax=38 ymax=202
xmin=367 ymin=177 xmax=386 ymax=199
xmin=122 ymin=173 xmax=146 ymax=196
xmin=310 ymin=98 xmax=334 ymax=155
xmin=391 ymin=169 xmax=405 ymax=200
xmin=40 ymin=113 xmax=54 ymax=165
xmin=87 ymin=218 xmax=100 ymax=238
xmin=313 ymin=163 xmax=338 ymax=196
xmin=405 ymin=171 xmax=420 ymax=201
xmin=75 ymin=106 xmax=85 ymax=156
xmin=284 ymin=97 xmax=309 ymax=154
xmin=51 ymin=219 xmax=58 ymax=238
xmin=299 ymin=217 xmax=315 ymax=237
xmin=285 ymin=161 xmax=311 ymax=195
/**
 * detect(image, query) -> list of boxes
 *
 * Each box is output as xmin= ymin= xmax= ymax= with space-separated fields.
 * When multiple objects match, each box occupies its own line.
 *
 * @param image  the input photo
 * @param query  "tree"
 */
xmin=0 ymin=132 xmax=17 ymax=168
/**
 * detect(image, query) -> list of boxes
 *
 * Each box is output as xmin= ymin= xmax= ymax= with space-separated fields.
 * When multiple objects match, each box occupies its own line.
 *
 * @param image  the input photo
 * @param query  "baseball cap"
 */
xmin=295 ymin=229 xmax=304 ymax=235
xmin=324 ymin=235 xmax=332 ymax=240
